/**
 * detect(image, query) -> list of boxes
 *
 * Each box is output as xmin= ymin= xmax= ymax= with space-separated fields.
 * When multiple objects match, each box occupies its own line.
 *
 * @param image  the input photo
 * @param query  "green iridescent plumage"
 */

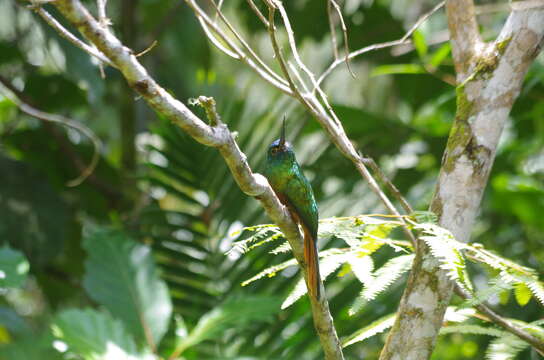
xmin=264 ymin=121 xmax=320 ymax=298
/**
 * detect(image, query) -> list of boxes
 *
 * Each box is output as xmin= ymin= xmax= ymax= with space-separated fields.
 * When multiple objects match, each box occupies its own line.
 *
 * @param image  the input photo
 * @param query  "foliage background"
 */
xmin=0 ymin=0 xmax=543 ymax=359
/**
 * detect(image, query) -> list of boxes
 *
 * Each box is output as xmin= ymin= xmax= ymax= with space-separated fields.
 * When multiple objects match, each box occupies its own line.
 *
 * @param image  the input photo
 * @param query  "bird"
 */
xmin=264 ymin=119 xmax=321 ymax=299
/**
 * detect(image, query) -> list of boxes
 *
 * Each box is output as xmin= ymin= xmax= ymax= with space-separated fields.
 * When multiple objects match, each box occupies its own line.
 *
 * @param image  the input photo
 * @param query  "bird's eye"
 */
xmin=271 ymin=147 xmax=278 ymax=155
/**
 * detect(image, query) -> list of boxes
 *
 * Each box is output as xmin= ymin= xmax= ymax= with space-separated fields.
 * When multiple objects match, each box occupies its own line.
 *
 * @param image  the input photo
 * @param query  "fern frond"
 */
xmin=440 ymin=324 xmax=503 ymax=337
xmin=417 ymin=223 xmax=470 ymax=291
xmin=227 ymin=226 xmax=283 ymax=256
xmin=462 ymin=276 xmax=514 ymax=308
xmin=343 ymin=313 xmax=396 ymax=347
xmin=525 ymin=279 xmax=544 ymax=306
xmin=269 ymin=241 xmax=291 ymax=255
xmin=347 ymin=253 xmax=374 ymax=287
xmin=361 ymin=254 xmax=415 ymax=301
xmin=444 ymin=307 xmax=476 ymax=323
xmin=281 ymin=252 xmax=349 ymax=309
xmin=241 ymin=258 xmax=298 ymax=286
xmin=485 ymin=333 xmax=529 ymax=360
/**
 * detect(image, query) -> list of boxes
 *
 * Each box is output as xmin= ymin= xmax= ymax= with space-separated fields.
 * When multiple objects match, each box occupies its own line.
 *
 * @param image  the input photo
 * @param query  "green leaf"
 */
xmin=514 ymin=282 xmax=532 ymax=306
xmin=0 ymin=246 xmax=29 ymax=289
xmin=428 ymin=43 xmax=451 ymax=68
xmin=370 ymin=64 xmax=426 ymax=77
xmin=343 ymin=313 xmax=396 ymax=347
xmin=413 ymin=30 xmax=428 ymax=59
xmin=173 ymin=296 xmax=281 ymax=355
xmin=83 ymin=229 xmax=172 ymax=348
xmin=51 ymin=308 xmax=141 ymax=360
xmin=0 ymin=333 xmax=63 ymax=360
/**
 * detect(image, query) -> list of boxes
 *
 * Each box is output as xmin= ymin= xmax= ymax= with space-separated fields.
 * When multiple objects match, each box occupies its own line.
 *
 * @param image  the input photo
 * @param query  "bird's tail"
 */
xmin=303 ymin=227 xmax=321 ymax=299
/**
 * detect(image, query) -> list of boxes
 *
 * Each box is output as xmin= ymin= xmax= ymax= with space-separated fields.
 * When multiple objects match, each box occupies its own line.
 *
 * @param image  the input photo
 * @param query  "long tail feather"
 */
xmin=303 ymin=227 xmax=321 ymax=299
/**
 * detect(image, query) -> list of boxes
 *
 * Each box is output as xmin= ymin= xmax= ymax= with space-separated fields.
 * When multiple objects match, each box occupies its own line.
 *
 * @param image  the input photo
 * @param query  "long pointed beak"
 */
xmin=279 ymin=116 xmax=286 ymax=148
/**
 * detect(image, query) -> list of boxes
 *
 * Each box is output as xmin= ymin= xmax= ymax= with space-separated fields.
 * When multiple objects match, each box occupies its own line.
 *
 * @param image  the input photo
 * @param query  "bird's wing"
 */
xmin=284 ymin=173 xmax=319 ymax=240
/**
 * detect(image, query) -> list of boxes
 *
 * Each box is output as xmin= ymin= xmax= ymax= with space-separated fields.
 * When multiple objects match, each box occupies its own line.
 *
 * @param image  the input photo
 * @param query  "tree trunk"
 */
xmin=379 ymin=2 xmax=544 ymax=359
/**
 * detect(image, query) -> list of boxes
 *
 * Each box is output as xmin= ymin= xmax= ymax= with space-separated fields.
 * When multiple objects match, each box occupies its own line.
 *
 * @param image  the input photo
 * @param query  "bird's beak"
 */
xmin=279 ymin=116 xmax=286 ymax=148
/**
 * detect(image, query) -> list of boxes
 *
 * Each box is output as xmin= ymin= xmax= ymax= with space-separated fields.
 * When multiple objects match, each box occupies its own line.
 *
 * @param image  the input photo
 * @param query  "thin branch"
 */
xmin=317 ymin=0 xmax=445 ymax=86
xmin=206 ymin=0 xmax=289 ymax=88
xmin=246 ymin=0 xmax=269 ymax=27
xmin=266 ymin=6 xmax=304 ymax=99
xmin=361 ymin=156 xmax=413 ymax=215
xmin=328 ymin=0 xmax=355 ymax=78
xmin=0 ymin=77 xmax=101 ymax=187
xmin=197 ymin=16 xmax=241 ymax=59
xmin=453 ymin=284 xmax=544 ymax=354
xmin=135 ymin=40 xmax=158 ymax=57
xmin=31 ymin=5 xmax=114 ymax=67
xmin=183 ymin=0 xmax=292 ymax=94
xmin=326 ymin=0 xmax=339 ymax=60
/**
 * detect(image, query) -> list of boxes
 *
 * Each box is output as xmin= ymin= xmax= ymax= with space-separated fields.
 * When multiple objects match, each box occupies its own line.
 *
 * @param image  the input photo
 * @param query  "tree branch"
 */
xmin=317 ymin=1 xmax=445 ymax=86
xmin=380 ymin=3 xmax=544 ymax=359
xmin=445 ymin=0 xmax=482 ymax=82
xmin=0 ymin=76 xmax=101 ymax=187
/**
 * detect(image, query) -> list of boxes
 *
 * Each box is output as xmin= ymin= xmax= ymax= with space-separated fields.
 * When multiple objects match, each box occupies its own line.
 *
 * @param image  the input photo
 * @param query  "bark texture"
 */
xmin=379 ymin=2 xmax=544 ymax=359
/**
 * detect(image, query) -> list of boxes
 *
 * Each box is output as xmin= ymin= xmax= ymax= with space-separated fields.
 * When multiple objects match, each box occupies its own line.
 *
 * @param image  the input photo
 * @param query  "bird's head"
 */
xmin=267 ymin=118 xmax=295 ymax=163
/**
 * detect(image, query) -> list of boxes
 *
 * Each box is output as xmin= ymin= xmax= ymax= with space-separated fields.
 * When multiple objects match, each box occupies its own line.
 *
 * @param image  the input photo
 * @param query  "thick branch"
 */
xmin=43 ymin=1 xmax=343 ymax=358
xmin=446 ymin=0 xmax=482 ymax=82
xmin=380 ymin=5 xmax=544 ymax=360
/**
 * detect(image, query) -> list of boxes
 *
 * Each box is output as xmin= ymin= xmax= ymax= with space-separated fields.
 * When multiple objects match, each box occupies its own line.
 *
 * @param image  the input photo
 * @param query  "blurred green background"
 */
xmin=0 ymin=0 xmax=543 ymax=359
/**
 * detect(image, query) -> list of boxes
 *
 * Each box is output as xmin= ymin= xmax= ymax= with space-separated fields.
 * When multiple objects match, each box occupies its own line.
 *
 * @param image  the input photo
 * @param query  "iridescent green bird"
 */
xmin=264 ymin=120 xmax=321 ymax=299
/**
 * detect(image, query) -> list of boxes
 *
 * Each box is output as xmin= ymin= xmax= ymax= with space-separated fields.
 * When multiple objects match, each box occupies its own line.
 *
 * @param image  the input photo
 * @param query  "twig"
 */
xmin=0 ymin=77 xmax=101 ymax=187
xmin=361 ymin=155 xmax=413 ymax=215
xmin=206 ymin=0 xmax=289 ymax=88
xmin=453 ymin=284 xmax=544 ymax=354
xmin=183 ymin=0 xmax=292 ymax=94
xmin=213 ymin=0 xmax=225 ymax=23
xmin=197 ymin=16 xmax=241 ymax=59
xmin=246 ymin=0 xmax=269 ymax=27
xmin=317 ymin=0 xmax=445 ymax=86
xmin=326 ymin=0 xmax=339 ymax=60
xmin=135 ymin=40 xmax=158 ymax=57
xmin=267 ymin=7 xmax=304 ymax=99
xmin=328 ymin=0 xmax=355 ymax=78
xmin=31 ymin=5 xmax=114 ymax=67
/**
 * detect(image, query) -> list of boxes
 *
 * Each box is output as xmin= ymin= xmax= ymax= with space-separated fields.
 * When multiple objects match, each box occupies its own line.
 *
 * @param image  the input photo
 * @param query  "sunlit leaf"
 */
xmin=343 ymin=313 xmax=396 ymax=347
xmin=413 ymin=30 xmax=428 ymax=59
xmin=514 ymin=282 xmax=532 ymax=306
xmin=370 ymin=64 xmax=426 ymax=77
